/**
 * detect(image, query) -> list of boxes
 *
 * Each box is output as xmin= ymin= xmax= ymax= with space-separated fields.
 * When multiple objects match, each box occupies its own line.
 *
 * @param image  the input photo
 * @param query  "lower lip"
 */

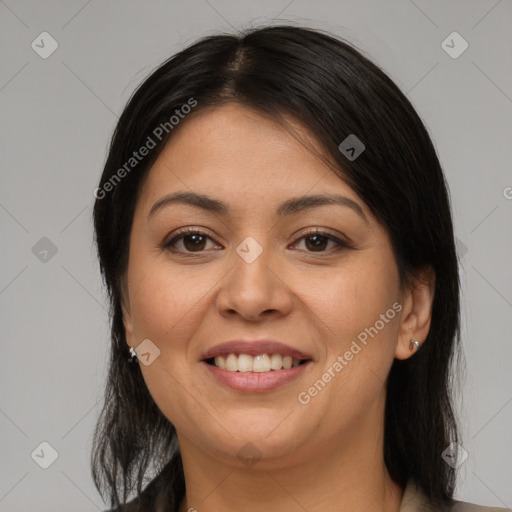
xmin=202 ymin=361 xmax=311 ymax=393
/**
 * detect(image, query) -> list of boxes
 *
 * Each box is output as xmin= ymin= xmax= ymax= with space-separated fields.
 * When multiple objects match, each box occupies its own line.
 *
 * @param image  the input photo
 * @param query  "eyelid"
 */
xmin=292 ymin=227 xmax=352 ymax=245
xmin=162 ymin=226 xmax=221 ymax=250
xmin=161 ymin=226 xmax=353 ymax=254
xmin=289 ymin=228 xmax=353 ymax=253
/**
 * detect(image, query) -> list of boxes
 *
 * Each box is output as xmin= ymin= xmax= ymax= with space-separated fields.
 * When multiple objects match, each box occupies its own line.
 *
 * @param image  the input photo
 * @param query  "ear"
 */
xmin=395 ymin=266 xmax=436 ymax=360
xmin=120 ymin=277 xmax=135 ymax=347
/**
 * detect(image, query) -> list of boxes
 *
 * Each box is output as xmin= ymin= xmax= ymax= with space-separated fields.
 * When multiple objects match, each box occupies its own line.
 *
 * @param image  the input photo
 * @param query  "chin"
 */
xmin=199 ymin=423 xmax=307 ymax=466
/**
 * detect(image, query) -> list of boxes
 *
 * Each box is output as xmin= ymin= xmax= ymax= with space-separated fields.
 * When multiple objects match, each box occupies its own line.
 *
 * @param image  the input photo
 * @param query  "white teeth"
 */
xmin=270 ymin=353 xmax=283 ymax=370
xmin=214 ymin=356 xmax=226 ymax=369
xmin=226 ymin=353 xmax=238 ymax=371
xmin=211 ymin=353 xmax=304 ymax=372
xmin=253 ymin=354 xmax=270 ymax=373
xmin=238 ymin=354 xmax=253 ymax=372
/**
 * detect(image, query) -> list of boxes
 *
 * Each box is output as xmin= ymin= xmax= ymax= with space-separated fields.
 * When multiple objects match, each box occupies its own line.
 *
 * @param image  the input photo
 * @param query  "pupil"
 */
xmin=306 ymin=235 xmax=327 ymax=251
xmin=185 ymin=234 xmax=205 ymax=251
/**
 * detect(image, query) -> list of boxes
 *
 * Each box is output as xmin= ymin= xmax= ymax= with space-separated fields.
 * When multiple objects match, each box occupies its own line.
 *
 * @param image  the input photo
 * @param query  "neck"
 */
xmin=176 ymin=393 xmax=403 ymax=512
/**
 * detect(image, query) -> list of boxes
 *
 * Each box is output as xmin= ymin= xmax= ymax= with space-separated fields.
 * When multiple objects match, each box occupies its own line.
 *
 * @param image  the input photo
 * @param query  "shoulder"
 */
xmin=101 ymin=470 xmax=170 ymax=512
xmin=102 ymin=493 xmax=153 ymax=512
xmin=400 ymin=479 xmax=511 ymax=512
xmin=101 ymin=456 xmax=184 ymax=512
xmin=450 ymin=501 xmax=511 ymax=512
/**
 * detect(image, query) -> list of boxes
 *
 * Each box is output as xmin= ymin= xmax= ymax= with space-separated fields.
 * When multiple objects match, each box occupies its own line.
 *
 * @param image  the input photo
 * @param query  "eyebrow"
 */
xmin=148 ymin=191 xmax=369 ymax=224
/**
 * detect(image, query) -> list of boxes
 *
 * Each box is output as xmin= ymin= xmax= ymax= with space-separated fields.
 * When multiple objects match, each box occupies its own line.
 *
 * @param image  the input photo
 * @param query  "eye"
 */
xmin=162 ymin=228 xmax=222 ymax=254
xmin=291 ymin=229 xmax=351 ymax=253
xmin=162 ymin=227 xmax=351 ymax=255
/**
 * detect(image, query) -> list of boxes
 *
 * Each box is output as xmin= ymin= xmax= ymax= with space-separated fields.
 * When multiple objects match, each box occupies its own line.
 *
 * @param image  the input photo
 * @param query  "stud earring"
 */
xmin=409 ymin=339 xmax=421 ymax=352
xmin=128 ymin=346 xmax=138 ymax=363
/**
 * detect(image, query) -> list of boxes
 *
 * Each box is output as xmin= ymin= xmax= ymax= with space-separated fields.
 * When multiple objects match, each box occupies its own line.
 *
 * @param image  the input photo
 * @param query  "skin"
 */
xmin=121 ymin=103 xmax=435 ymax=512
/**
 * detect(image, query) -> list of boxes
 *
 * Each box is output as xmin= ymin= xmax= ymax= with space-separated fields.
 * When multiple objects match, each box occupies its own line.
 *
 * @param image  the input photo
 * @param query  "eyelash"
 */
xmin=162 ymin=227 xmax=352 ymax=256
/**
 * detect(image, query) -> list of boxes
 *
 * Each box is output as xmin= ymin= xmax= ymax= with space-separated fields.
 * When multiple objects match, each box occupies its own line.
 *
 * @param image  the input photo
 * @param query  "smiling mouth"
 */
xmin=205 ymin=353 xmax=312 ymax=373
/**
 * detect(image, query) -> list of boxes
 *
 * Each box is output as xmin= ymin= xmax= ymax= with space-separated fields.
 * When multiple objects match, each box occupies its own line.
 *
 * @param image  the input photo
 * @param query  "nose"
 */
xmin=215 ymin=240 xmax=293 ymax=321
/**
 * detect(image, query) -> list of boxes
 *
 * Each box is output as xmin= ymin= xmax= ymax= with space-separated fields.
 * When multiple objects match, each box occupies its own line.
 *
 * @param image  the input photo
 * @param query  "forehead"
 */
xmin=136 ymin=103 xmax=369 ymax=219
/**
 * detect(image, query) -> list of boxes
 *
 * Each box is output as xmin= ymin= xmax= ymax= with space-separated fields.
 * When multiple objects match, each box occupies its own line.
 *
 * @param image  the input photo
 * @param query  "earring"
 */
xmin=128 ymin=346 xmax=138 ymax=363
xmin=409 ymin=339 xmax=421 ymax=352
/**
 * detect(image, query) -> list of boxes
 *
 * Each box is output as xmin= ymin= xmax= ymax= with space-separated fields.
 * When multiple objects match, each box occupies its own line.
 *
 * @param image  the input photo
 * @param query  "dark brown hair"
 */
xmin=92 ymin=24 xmax=462 ymax=511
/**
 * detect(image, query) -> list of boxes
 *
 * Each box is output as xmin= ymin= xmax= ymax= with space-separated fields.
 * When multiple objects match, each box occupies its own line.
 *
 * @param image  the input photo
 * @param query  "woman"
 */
xmin=91 ymin=25 xmax=508 ymax=512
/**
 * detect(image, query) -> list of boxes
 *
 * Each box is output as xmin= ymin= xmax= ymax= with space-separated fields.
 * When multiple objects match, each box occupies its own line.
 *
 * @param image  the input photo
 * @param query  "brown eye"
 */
xmin=304 ymin=234 xmax=330 ymax=252
xmin=293 ymin=230 xmax=351 ymax=253
xmin=163 ymin=229 xmax=221 ymax=254
xmin=182 ymin=233 xmax=207 ymax=251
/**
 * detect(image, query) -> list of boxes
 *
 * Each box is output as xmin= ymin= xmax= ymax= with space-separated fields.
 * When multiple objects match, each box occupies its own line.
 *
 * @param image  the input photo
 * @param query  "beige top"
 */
xmin=106 ymin=477 xmax=511 ymax=511
xmin=399 ymin=479 xmax=511 ymax=512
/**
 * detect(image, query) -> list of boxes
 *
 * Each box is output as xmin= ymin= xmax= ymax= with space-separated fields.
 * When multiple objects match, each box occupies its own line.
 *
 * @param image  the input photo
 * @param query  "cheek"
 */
xmin=306 ymin=247 xmax=400 ymax=346
xmin=126 ymin=259 xmax=214 ymax=431
xmin=305 ymin=245 xmax=401 ymax=402
xmin=127 ymin=256 xmax=213 ymax=349
xmin=293 ymin=256 xmax=401 ymax=428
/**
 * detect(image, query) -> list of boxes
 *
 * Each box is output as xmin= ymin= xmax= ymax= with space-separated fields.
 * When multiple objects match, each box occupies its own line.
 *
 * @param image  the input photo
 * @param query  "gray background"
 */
xmin=1 ymin=1 xmax=511 ymax=510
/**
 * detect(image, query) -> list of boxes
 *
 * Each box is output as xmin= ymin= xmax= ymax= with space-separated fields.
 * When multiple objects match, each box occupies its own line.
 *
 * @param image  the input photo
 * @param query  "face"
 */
xmin=122 ymin=103 xmax=425 ymax=470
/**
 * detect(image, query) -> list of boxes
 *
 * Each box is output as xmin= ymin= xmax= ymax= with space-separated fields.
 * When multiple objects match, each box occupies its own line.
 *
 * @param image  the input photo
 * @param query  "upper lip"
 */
xmin=200 ymin=339 xmax=313 ymax=361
